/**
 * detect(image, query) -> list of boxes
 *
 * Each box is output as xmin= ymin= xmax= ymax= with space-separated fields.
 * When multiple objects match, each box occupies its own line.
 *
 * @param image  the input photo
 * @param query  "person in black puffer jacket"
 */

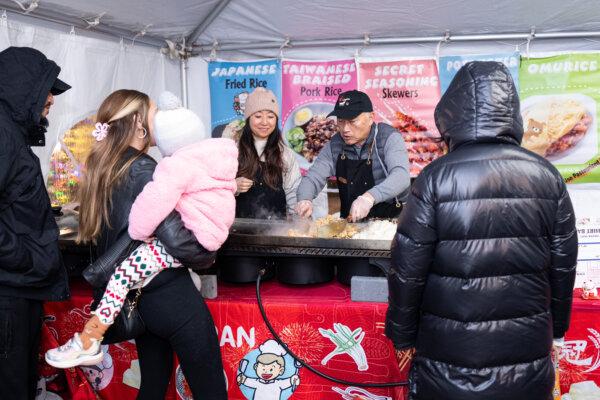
xmin=385 ymin=61 xmax=578 ymax=400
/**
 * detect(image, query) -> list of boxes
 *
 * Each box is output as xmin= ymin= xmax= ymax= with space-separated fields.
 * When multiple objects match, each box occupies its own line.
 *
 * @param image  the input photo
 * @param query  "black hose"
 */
xmin=255 ymin=269 xmax=409 ymax=388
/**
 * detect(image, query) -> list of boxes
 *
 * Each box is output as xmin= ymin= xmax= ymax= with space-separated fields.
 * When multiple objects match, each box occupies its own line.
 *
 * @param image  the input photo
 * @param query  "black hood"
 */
xmin=0 ymin=47 xmax=62 ymax=130
xmin=434 ymin=61 xmax=523 ymax=152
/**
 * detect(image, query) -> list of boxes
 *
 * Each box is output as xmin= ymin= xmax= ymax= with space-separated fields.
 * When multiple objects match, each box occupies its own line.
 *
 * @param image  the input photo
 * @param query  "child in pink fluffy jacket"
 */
xmin=46 ymin=92 xmax=238 ymax=368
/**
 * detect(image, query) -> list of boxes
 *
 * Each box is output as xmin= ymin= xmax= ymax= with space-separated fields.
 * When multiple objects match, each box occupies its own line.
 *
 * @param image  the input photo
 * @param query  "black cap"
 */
xmin=50 ymin=77 xmax=71 ymax=95
xmin=327 ymin=90 xmax=373 ymax=120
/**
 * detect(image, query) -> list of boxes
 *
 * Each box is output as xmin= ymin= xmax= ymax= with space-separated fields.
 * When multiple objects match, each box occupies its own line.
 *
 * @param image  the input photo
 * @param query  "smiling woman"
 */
xmin=249 ymin=110 xmax=277 ymax=140
xmin=234 ymin=87 xmax=302 ymax=220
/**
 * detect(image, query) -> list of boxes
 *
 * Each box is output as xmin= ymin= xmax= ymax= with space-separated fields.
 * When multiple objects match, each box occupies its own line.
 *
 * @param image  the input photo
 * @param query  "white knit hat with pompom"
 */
xmin=153 ymin=91 xmax=207 ymax=156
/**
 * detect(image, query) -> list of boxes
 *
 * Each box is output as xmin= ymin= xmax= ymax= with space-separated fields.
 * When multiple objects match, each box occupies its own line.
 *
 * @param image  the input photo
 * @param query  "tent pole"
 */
xmin=186 ymin=0 xmax=232 ymax=46
xmin=180 ymin=39 xmax=189 ymax=108
xmin=0 ymin=1 xmax=165 ymax=48
xmin=191 ymin=30 xmax=600 ymax=54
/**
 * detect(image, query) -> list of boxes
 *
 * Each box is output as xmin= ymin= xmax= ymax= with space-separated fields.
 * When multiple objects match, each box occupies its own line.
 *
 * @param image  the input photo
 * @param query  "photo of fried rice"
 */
xmin=392 ymin=111 xmax=446 ymax=176
xmin=522 ymin=97 xmax=594 ymax=158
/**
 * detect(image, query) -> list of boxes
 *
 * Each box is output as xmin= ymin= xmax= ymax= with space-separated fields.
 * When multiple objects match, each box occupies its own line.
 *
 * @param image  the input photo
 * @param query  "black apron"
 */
xmin=335 ymin=134 xmax=402 ymax=220
xmin=235 ymin=162 xmax=287 ymax=219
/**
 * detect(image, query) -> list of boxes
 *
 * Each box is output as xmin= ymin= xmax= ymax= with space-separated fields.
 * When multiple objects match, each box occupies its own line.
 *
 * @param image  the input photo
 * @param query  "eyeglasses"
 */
xmin=336 ymin=117 xmax=361 ymax=128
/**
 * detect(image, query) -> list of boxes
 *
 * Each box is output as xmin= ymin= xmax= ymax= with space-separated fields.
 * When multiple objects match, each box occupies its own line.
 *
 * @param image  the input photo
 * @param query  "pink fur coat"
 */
xmin=128 ymin=138 xmax=238 ymax=251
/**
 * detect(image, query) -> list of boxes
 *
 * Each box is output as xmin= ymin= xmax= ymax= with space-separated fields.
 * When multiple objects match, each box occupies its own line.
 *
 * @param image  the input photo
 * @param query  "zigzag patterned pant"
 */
xmin=95 ymin=239 xmax=182 ymax=325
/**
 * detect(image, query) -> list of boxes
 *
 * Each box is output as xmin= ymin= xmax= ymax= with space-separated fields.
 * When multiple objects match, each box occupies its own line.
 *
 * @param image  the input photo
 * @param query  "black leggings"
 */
xmin=136 ymin=268 xmax=226 ymax=400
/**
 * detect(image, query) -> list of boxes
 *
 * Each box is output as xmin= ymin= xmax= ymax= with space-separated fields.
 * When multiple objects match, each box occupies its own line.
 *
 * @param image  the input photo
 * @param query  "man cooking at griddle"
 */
xmin=296 ymin=90 xmax=410 ymax=221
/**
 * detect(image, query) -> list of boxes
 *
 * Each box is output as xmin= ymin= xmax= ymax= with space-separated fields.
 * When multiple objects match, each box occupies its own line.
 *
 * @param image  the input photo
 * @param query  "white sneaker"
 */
xmin=45 ymin=333 xmax=103 ymax=369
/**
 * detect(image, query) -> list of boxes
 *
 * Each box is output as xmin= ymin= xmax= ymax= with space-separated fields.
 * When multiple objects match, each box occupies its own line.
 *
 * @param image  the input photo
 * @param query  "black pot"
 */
xmin=217 ymin=256 xmax=275 ymax=283
xmin=276 ymin=257 xmax=335 ymax=285
xmin=336 ymin=258 xmax=385 ymax=286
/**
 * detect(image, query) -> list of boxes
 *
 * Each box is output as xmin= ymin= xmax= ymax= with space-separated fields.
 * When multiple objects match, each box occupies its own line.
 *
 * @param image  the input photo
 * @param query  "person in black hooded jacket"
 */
xmin=0 ymin=46 xmax=71 ymax=399
xmin=385 ymin=61 xmax=578 ymax=400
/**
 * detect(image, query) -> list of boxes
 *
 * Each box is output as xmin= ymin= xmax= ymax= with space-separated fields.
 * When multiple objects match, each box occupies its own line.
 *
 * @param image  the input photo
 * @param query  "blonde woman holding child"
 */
xmin=46 ymin=90 xmax=233 ymax=399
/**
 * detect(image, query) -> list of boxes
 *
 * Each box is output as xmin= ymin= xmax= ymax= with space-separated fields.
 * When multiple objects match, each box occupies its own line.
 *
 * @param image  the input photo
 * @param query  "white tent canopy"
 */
xmin=1 ymin=0 xmax=600 ymax=176
xmin=2 ymin=0 xmax=600 ymax=55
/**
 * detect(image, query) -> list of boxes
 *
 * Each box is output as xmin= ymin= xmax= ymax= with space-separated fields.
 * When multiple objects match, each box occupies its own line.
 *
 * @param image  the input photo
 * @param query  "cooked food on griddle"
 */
xmin=288 ymin=215 xmax=359 ymax=238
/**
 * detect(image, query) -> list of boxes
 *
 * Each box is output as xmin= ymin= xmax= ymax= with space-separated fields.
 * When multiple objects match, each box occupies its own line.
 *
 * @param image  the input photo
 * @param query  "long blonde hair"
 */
xmin=78 ymin=89 xmax=151 ymax=243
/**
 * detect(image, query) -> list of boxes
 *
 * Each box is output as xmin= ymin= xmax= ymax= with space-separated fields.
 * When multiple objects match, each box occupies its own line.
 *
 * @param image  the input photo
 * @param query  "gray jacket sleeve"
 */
xmin=367 ymin=132 xmax=411 ymax=203
xmin=296 ymin=141 xmax=336 ymax=202
xmin=282 ymin=147 xmax=301 ymax=215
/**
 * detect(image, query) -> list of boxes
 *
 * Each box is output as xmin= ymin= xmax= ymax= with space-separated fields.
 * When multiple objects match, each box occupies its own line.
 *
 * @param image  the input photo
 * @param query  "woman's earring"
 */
xmin=138 ymin=127 xmax=147 ymax=139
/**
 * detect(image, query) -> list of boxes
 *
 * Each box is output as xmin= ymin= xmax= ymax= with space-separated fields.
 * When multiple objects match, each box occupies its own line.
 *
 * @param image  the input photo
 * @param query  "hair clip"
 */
xmin=92 ymin=122 xmax=110 ymax=141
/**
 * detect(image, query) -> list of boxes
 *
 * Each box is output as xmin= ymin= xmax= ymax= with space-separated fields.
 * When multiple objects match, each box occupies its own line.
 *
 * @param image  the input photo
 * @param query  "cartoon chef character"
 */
xmin=233 ymin=91 xmax=249 ymax=115
xmin=237 ymin=339 xmax=300 ymax=400
xmin=238 ymin=91 xmax=249 ymax=112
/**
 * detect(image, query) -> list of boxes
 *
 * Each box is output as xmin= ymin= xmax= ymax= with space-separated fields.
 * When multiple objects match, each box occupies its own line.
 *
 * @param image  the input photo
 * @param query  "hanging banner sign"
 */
xmin=357 ymin=58 xmax=446 ymax=176
xmin=208 ymin=59 xmax=282 ymax=135
xmin=281 ymin=59 xmax=357 ymax=169
xmin=569 ymin=188 xmax=600 ymax=288
xmin=520 ymin=53 xmax=600 ymax=183
xmin=439 ymin=52 xmax=520 ymax=94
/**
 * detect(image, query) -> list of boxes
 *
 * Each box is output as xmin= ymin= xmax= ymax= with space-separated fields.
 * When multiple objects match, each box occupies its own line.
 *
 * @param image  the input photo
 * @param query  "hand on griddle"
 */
xmin=235 ymin=177 xmax=253 ymax=195
xmin=349 ymin=193 xmax=374 ymax=222
xmin=295 ymin=200 xmax=313 ymax=218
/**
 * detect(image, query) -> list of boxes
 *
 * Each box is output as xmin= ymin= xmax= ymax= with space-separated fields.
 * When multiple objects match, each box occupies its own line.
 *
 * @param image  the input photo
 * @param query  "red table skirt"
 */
xmin=38 ymin=282 xmax=600 ymax=400
xmin=39 ymin=278 xmax=408 ymax=400
xmin=557 ymin=290 xmax=600 ymax=397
